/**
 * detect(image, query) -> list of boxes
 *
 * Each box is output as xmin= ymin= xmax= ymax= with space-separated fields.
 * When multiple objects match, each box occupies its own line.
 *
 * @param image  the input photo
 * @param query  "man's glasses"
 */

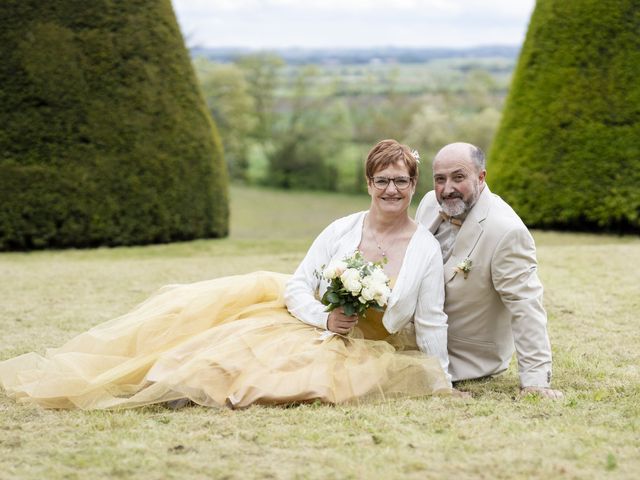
xmin=369 ymin=176 xmax=414 ymax=190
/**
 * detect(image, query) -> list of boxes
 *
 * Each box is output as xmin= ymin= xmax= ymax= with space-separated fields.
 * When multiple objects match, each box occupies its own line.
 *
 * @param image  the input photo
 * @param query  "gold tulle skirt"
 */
xmin=0 ymin=271 xmax=450 ymax=409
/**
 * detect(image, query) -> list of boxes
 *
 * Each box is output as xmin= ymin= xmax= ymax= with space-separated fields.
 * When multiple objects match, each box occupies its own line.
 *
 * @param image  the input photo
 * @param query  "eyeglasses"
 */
xmin=369 ymin=176 xmax=414 ymax=190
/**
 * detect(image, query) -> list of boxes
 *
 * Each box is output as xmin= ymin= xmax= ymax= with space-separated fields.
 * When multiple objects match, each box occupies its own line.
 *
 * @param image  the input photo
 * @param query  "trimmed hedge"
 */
xmin=489 ymin=0 xmax=640 ymax=233
xmin=0 ymin=0 xmax=228 ymax=250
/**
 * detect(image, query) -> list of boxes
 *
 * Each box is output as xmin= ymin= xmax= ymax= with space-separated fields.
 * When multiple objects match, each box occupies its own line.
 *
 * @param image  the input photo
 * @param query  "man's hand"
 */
xmin=327 ymin=309 xmax=358 ymax=335
xmin=520 ymin=386 xmax=564 ymax=400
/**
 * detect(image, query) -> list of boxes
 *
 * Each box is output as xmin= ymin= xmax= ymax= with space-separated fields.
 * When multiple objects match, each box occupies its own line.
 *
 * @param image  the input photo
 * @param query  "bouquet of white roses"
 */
xmin=320 ymin=251 xmax=391 ymax=317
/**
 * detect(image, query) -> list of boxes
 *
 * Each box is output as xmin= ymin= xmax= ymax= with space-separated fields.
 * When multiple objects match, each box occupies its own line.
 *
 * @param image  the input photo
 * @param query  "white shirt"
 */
xmin=284 ymin=211 xmax=451 ymax=380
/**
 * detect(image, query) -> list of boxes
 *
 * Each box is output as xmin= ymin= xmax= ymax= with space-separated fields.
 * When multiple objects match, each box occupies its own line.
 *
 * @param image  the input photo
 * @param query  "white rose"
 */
xmin=370 ymin=277 xmax=387 ymax=293
xmin=362 ymin=268 xmax=385 ymax=286
xmin=369 ymin=267 xmax=388 ymax=285
xmin=340 ymin=268 xmax=362 ymax=294
xmin=364 ymin=276 xmax=387 ymax=293
xmin=359 ymin=267 xmax=389 ymax=306
xmin=322 ymin=260 xmax=348 ymax=280
xmin=374 ymin=285 xmax=391 ymax=307
xmin=360 ymin=286 xmax=375 ymax=302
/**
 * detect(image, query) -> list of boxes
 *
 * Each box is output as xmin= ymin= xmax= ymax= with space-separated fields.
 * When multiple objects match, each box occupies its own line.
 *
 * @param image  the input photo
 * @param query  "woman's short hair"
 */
xmin=365 ymin=139 xmax=419 ymax=179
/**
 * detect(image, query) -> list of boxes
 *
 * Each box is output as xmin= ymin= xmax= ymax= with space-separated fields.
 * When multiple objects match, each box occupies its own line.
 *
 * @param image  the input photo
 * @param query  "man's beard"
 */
xmin=440 ymin=196 xmax=468 ymax=217
xmin=439 ymin=184 xmax=480 ymax=217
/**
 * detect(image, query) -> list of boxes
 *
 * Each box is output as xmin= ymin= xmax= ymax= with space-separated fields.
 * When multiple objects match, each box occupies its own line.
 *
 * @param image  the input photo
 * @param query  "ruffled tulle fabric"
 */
xmin=0 ymin=271 xmax=450 ymax=409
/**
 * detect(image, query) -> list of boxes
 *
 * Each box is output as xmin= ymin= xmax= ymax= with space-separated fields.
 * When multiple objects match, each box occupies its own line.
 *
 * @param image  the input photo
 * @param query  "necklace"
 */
xmin=372 ymin=231 xmax=388 ymax=257
xmin=367 ymin=221 xmax=390 ymax=258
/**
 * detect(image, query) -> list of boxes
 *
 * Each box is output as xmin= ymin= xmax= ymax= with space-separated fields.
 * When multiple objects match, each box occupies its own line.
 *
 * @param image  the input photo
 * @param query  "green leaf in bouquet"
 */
xmin=343 ymin=303 xmax=356 ymax=316
xmin=321 ymin=290 xmax=331 ymax=305
xmin=326 ymin=292 xmax=340 ymax=304
xmin=325 ymin=303 xmax=339 ymax=312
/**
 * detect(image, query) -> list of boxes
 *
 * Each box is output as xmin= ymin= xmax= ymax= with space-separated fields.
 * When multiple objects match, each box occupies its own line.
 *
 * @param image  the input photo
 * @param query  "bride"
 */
xmin=0 ymin=139 xmax=452 ymax=409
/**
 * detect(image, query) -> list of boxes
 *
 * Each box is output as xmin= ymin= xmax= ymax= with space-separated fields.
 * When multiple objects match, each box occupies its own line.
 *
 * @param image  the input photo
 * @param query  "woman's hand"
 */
xmin=327 ymin=309 xmax=358 ymax=335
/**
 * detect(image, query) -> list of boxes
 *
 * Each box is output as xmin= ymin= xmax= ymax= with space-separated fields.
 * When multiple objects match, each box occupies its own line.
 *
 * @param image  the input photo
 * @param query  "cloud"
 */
xmin=172 ymin=0 xmax=535 ymax=48
xmin=176 ymin=0 xmax=457 ymax=12
xmin=174 ymin=0 xmax=533 ymax=14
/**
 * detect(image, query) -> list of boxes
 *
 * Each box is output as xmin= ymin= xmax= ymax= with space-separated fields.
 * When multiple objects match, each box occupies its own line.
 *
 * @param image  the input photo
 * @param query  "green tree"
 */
xmin=0 ymin=0 xmax=228 ymax=250
xmin=405 ymin=93 xmax=501 ymax=192
xmin=200 ymin=63 xmax=257 ymax=181
xmin=236 ymin=54 xmax=284 ymax=141
xmin=464 ymin=69 xmax=499 ymax=111
xmin=267 ymin=66 xmax=352 ymax=190
xmin=489 ymin=0 xmax=640 ymax=232
xmin=350 ymin=67 xmax=421 ymax=145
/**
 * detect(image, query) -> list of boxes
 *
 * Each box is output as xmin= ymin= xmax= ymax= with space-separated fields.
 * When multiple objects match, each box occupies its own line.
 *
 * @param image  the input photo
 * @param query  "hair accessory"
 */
xmin=411 ymin=149 xmax=421 ymax=164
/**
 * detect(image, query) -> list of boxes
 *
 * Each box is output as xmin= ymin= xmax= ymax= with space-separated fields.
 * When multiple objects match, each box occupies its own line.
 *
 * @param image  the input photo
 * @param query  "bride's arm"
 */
xmin=284 ymin=223 xmax=336 ymax=330
xmin=414 ymin=242 xmax=451 ymax=383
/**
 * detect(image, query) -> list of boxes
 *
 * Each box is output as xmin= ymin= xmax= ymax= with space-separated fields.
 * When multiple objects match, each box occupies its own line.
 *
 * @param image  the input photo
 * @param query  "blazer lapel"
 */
xmin=444 ymin=186 xmax=492 ymax=283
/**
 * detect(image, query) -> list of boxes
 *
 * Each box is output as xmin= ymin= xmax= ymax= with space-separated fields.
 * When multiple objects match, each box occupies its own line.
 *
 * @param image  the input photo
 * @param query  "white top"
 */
xmin=284 ymin=211 xmax=450 ymax=380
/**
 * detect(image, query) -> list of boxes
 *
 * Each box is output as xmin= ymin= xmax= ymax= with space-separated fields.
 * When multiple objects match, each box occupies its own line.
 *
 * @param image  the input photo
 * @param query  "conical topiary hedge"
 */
xmin=489 ymin=0 xmax=640 ymax=233
xmin=0 ymin=0 xmax=228 ymax=250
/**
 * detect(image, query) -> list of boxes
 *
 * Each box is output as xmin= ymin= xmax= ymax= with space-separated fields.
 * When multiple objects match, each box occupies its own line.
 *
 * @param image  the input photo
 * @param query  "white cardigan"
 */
xmin=284 ymin=211 xmax=450 ymax=378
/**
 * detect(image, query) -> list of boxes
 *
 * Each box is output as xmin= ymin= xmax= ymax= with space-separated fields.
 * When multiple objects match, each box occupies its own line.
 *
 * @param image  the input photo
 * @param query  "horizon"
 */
xmin=189 ymin=44 xmax=521 ymax=51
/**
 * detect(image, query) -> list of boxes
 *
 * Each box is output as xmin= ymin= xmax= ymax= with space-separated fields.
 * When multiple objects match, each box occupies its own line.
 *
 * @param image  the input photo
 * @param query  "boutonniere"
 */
xmin=455 ymin=258 xmax=473 ymax=279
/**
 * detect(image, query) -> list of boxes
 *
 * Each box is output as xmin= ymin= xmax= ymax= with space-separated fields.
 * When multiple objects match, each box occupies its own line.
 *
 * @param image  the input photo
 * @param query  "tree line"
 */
xmin=196 ymin=54 xmax=510 ymax=194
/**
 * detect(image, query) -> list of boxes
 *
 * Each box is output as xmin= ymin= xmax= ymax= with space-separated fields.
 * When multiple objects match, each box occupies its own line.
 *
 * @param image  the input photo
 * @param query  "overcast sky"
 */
xmin=172 ymin=0 xmax=536 ymax=49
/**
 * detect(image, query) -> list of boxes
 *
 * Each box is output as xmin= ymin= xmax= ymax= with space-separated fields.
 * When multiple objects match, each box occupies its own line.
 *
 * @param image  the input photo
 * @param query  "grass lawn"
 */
xmin=1 ymin=185 xmax=638 ymax=479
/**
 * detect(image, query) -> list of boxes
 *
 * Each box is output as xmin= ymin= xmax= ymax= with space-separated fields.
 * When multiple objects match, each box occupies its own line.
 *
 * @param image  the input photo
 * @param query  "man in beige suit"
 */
xmin=416 ymin=142 xmax=562 ymax=398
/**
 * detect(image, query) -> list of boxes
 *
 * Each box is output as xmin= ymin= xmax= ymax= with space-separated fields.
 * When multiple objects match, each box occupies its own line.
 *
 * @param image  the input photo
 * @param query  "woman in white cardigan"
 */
xmin=285 ymin=140 xmax=449 ymax=376
xmin=0 ymin=140 xmax=451 ymax=410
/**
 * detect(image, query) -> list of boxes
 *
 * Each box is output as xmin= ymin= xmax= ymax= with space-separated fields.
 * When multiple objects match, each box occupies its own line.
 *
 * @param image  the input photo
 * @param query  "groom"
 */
xmin=416 ymin=142 xmax=562 ymax=398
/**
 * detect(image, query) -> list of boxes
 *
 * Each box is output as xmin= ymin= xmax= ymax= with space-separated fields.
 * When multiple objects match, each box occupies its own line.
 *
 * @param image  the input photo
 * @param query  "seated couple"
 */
xmin=0 ymin=139 xmax=561 ymax=409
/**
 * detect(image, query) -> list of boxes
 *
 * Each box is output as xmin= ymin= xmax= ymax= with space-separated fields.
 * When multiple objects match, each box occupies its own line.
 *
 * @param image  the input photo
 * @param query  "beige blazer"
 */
xmin=416 ymin=186 xmax=553 ymax=387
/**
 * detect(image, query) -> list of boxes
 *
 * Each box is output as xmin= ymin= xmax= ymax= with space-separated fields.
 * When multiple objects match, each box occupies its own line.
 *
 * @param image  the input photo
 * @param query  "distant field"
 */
xmin=276 ymin=58 xmax=515 ymax=95
xmin=1 ymin=186 xmax=639 ymax=479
